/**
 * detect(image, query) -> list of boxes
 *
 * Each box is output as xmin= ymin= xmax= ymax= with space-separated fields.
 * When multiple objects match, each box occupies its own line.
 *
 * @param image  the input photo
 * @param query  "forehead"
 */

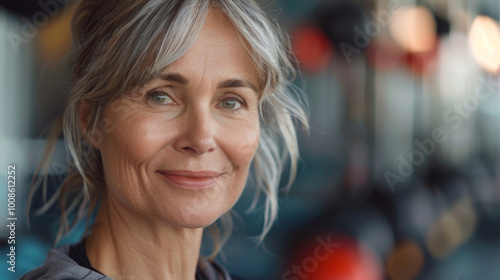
xmin=162 ymin=9 xmax=259 ymax=86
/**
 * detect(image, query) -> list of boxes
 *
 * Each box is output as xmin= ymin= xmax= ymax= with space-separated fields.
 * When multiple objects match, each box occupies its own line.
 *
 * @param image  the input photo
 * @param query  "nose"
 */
xmin=173 ymin=107 xmax=217 ymax=155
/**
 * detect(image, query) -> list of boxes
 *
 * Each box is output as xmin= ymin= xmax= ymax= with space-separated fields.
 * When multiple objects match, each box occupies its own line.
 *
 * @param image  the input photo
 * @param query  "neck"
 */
xmin=86 ymin=196 xmax=203 ymax=280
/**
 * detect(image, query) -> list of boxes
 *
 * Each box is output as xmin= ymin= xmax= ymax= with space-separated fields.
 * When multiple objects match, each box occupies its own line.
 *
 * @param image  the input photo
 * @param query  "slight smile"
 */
xmin=157 ymin=170 xmax=221 ymax=190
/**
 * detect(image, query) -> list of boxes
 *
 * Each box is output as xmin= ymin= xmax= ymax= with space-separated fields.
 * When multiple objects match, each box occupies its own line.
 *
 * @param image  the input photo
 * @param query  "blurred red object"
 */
xmin=291 ymin=25 xmax=334 ymax=73
xmin=405 ymin=41 xmax=439 ymax=76
xmin=366 ymin=39 xmax=403 ymax=72
xmin=284 ymin=234 xmax=383 ymax=280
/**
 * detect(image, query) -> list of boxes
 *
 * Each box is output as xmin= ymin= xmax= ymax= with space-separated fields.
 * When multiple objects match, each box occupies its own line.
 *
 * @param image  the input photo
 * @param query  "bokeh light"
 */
xmin=469 ymin=15 xmax=500 ymax=73
xmin=386 ymin=240 xmax=425 ymax=280
xmin=426 ymin=197 xmax=477 ymax=258
xmin=293 ymin=235 xmax=383 ymax=280
xmin=390 ymin=6 xmax=437 ymax=53
xmin=291 ymin=25 xmax=333 ymax=73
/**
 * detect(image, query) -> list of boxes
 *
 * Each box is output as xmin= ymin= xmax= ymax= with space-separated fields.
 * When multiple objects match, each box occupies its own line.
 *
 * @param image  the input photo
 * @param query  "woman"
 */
xmin=22 ymin=0 xmax=308 ymax=279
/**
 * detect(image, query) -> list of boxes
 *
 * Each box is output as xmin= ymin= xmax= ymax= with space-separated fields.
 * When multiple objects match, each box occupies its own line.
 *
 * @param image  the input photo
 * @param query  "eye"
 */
xmin=218 ymin=94 xmax=247 ymax=111
xmin=146 ymin=90 xmax=175 ymax=105
xmin=219 ymin=99 xmax=242 ymax=110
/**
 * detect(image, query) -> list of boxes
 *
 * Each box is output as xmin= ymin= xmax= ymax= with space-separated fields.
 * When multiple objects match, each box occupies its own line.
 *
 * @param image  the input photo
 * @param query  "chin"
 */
xmin=155 ymin=207 xmax=225 ymax=229
xmin=171 ymin=217 xmax=221 ymax=230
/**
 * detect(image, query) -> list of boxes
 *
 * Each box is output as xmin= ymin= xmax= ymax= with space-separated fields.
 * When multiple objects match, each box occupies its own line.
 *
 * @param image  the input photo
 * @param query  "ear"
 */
xmin=79 ymin=100 xmax=100 ymax=149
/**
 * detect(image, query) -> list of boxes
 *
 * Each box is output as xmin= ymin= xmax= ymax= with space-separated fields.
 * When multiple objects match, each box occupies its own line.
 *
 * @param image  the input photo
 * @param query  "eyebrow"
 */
xmin=157 ymin=73 xmax=189 ymax=85
xmin=157 ymin=73 xmax=258 ymax=94
xmin=217 ymin=79 xmax=258 ymax=94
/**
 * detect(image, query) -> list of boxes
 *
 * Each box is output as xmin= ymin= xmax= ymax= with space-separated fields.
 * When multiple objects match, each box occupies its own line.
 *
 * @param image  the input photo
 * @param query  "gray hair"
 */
xmin=29 ymin=0 xmax=308 ymax=254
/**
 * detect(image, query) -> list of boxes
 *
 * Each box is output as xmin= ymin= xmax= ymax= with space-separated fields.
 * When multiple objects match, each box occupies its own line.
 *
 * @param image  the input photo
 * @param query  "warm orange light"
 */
xmin=37 ymin=2 xmax=78 ymax=63
xmin=390 ymin=6 xmax=437 ymax=53
xmin=469 ymin=15 xmax=500 ymax=73
xmin=386 ymin=240 xmax=424 ymax=280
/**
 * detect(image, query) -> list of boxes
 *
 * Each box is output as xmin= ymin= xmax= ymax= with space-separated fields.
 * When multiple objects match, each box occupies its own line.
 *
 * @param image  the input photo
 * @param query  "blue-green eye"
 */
xmin=220 ymin=99 xmax=242 ymax=110
xmin=147 ymin=91 xmax=174 ymax=105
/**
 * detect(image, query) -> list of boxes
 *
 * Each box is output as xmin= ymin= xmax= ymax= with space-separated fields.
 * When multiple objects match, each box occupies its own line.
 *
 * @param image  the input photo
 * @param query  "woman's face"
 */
xmin=95 ymin=10 xmax=260 ymax=228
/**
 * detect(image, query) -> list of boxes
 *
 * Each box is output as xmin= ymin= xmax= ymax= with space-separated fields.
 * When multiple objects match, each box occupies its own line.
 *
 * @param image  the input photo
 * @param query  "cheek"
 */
xmin=222 ymin=117 xmax=260 ymax=167
xmin=219 ymin=117 xmax=260 ymax=204
xmin=99 ymin=112 xmax=169 ymax=197
xmin=101 ymin=104 xmax=178 ymax=157
xmin=101 ymin=115 xmax=158 ymax=167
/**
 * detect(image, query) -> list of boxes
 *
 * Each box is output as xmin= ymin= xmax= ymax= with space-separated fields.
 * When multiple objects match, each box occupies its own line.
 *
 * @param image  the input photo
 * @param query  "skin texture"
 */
xmin=83 ymin=9 xmax=260 ymax=280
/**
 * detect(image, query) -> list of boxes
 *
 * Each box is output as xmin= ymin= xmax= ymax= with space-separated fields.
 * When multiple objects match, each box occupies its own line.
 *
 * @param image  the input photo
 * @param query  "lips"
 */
xmin=157 ymin=170 xmax=220 ymax=190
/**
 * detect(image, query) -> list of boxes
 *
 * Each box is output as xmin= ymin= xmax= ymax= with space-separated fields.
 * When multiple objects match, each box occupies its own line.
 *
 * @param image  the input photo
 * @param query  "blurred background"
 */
xmin=1 ymin=0 xmax=500 ymax=279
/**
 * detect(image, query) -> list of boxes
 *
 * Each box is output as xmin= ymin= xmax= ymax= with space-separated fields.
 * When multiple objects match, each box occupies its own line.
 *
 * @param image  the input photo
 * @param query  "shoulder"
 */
xmin=19 ymin=246 xmax=110 ymax=280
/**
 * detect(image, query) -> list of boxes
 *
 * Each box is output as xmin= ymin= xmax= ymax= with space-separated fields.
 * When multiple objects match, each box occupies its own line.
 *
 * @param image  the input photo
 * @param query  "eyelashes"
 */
xmin=216 ymin=93 xmax=248 ymax=111
xmin=146 ymin=90 xmax=176 ymax=106
xmin=145 ymin=89 xmax=248 ymax=112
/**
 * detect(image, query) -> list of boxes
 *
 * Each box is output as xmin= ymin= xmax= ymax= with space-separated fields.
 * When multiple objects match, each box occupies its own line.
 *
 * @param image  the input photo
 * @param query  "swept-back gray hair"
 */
xmin=29 ymin=0 xmax=308 ymax=254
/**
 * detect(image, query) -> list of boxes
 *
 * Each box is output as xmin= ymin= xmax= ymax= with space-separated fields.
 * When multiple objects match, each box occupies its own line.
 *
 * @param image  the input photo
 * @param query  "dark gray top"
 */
xmin=19 ymin=245 xmax=234 ymax=280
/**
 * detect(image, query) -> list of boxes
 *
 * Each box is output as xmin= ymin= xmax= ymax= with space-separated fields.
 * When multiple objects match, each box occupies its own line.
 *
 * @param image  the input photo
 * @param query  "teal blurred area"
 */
xmin=1 ymin=0 xmax=500 ymax=279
